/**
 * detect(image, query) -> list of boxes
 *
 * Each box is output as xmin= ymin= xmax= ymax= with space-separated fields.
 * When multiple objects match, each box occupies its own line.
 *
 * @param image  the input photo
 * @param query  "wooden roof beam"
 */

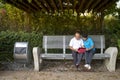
xmin=42 ymin=0 xmax=52 ymax=12
xmin=23 ymin=0 xmax=38 ymax=11
xmin=77 ymin=0 xmax=86 ymax=13
xmin=97 ymin=0 xmax=116 ymax=12
xmin=88 ymin=0 xmax=101 ymax=12
xmin=73 ymin=0 xmax=78 ymax=13
xmin=67 ymin=0 xmax=70 ymax=13
xmin=35 ymin=0 xmax=49 ymax=13
xmin=82 ymin=0 xmax=92 ymax=12
xmin=58 ymin=0 xmax=63 ymax=12
xmin=30 ymin=0 xmax=41 ymax=11
xmin=9 ymin=0 xmax=31 ymax=12
xmin=7 ymin=0 xmax=29 ymax=12
xmin=18 ymin=0 xmax=36 ymax=12
xmin=51 ymin=0 xmax=58 ymax=12
xmin=80 ymin=0 xmax=92 ymax=13
xmin=93 ymin=0 xmax=109 ymax=12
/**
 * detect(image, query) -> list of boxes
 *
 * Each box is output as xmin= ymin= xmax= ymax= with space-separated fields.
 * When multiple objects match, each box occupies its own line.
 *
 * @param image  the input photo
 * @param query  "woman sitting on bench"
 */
xmin=82 ymin=33 xmax=95 ymax=70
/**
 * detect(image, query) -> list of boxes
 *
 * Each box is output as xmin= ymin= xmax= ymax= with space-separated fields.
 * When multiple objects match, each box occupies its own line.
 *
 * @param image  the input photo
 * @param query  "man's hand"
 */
xmin=69 ymin=46 xmax=78 ymax=52
xmin=74 ymin=49 xmax=78 ymax=52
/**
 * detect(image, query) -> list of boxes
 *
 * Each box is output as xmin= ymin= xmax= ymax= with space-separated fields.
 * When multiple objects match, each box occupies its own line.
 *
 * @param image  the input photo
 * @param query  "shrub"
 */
xmin=0 ymin=31 xmax=42 ymax=61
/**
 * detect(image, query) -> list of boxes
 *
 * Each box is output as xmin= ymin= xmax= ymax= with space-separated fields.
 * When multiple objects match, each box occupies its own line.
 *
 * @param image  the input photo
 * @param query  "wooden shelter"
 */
xmin=4 ymin=0 xmax=117 ymax=13
xmin=3 ymin=0 xmax=118 ymax=33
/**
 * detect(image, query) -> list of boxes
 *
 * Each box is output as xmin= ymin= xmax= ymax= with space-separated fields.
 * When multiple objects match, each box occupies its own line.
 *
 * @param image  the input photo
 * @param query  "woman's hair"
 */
xmin=82 ymin=33 xmax=88 ymax=38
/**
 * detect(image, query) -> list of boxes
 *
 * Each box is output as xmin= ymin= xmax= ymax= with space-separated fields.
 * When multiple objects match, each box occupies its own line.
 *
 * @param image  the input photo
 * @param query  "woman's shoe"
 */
xmin=84 ymin=64 xmax=91 ymax=70
xmin=84 ymin=64 xmax=89 ymax=68
xmin=88 ymin=65 xmax=91 ymax=70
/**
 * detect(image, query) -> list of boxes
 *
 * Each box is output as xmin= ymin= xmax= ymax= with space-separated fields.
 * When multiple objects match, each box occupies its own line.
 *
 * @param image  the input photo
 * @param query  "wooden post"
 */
xmin=24 ymin=12 xmax=31 ymax=32
xmin=100 ymin=12 xmax=104 ymax=34
xmin=77 ymin=13 xmax=80 ymax=22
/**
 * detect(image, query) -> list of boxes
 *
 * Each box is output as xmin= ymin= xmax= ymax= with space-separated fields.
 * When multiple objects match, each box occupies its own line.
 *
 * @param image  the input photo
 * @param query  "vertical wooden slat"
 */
xmin=97 ymin=0 xmax=116 ymax=12
xmin=42 ymin=0 xmax=52 ymax=12
xmin=77 ymin=0 xmax=86 ymax=13
xmin=19 ymin=0 xmax=36 ymax=12
xmin=8 ymin=0 xmax=29 ymax=12
xmin=93 ymin=0 xmax=109 ymax=12
xmin=67 ymin=0 xmax=70 ymax=13
xmin=30 ymin=0 xmax=41 ymax=11
xmin=24 ymin=12 xmax=31 ymax=32
xmin=51 ymin=0 xmax=58 ymax=12
xmin=73 ymin=0 xmax=78 ymax=13
xmin=35 ymin=0 xmax=49 ymax=12
xmin=5 ymin=0 xmax=117 ymax=14
xmin=88 ymin=0 xmax=101 ymax=12
xmin=58 ymin=0 xmax=63 ymax=12
xmin=84 ymin=0 xmax=94 ymax=12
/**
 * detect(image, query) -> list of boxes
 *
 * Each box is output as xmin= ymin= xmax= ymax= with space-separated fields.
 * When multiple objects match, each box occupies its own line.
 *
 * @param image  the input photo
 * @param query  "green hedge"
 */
xmin=0 ymin=31 xmax=42 ymax=61
xmin=0 ymin=30 xmax=120 ymax=61
xmin=117 ymin=40 xmax=120 ymax=58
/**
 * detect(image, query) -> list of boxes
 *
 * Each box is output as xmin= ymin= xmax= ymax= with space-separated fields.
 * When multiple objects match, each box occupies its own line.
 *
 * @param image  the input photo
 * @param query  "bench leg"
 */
xmin=33 ymin=47 xmax=42 ymax=71
xmin=104 ymin=47 xmax=118 ymax=72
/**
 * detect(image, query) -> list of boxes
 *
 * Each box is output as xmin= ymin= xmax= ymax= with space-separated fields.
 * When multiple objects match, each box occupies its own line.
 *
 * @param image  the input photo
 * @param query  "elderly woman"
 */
xmin=82 ymin=33 xmax=95 ymax=70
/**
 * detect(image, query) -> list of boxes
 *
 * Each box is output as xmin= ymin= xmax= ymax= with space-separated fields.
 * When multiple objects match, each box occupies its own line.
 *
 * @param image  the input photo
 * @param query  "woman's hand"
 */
xmin=86 ymin=48 xmax=90 ymax=51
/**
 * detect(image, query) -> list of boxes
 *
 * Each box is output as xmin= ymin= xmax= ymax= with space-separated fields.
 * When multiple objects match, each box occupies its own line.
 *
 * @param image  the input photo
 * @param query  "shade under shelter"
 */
xmin=4 ymin=0 xmax=117 ymax=13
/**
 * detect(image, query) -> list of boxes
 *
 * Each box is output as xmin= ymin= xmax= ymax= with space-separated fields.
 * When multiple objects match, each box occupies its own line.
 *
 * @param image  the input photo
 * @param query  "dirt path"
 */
xmin=0 ymin=60 xmax=120 ymax=80
xmin=0 ymin=71 xmax=120 ymax=80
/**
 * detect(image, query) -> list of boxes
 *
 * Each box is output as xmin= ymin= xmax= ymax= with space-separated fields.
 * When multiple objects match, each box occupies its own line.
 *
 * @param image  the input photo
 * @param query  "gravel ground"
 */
xmin=0 ymin=60 xmax=120 ymax=80
xmin=0 ymin=71 xmax=120 ymax=80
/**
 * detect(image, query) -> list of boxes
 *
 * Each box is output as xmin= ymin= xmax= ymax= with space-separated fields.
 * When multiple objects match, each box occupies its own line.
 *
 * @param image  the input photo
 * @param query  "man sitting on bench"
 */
xmin=69 ymin=31 xmax=84 ymax=70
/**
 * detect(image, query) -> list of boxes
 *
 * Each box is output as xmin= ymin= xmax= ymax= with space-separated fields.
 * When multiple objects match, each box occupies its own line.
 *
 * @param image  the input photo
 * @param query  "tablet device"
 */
xmin=78 ymin=48 xmax=86 ymax=54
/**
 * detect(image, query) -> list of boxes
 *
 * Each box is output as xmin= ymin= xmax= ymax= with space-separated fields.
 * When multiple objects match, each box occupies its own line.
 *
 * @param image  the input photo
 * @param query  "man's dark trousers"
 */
xmin=72 ymin=51 xmax=83 ymax=65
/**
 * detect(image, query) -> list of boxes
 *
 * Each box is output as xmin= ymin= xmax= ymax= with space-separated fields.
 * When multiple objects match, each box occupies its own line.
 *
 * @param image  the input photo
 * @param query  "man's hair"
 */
xmin=82 ymin=33 xmax=88 ymax=38
xmin=75 ymin=30 xmax=81 ymax=35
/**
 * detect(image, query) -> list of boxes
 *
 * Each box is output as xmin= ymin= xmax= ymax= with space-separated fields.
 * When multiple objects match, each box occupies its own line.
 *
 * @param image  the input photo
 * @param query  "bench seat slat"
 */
xmin=41 ymin=53 xmax=110 ymax=60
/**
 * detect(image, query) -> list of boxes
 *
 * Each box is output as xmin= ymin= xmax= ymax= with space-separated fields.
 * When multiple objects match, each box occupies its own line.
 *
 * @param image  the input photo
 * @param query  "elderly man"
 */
xmin=69 ymin=31 xmax=84 ymax=70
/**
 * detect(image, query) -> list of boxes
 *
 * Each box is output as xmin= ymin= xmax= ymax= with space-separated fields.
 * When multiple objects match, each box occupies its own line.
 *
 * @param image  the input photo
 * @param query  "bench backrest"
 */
xmin=43 ymin=35 xmax=105 ymax=54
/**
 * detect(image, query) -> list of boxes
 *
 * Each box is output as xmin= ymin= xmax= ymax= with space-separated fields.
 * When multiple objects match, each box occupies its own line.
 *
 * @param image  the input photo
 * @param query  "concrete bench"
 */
xmin=33 ymin=35 xmax=118 ymax=72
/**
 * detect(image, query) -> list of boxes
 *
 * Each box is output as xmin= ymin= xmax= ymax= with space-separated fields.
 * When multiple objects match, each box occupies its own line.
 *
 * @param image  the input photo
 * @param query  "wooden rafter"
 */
xmin=93 ymin=0 xmax=109 ymax=12
xmin=30 ymin=0 xmax=41 ymax=11
xmin=85 ymin=0 xmax=94 ymax=9
xmin=23 ymin=0 xmax=38 ymax=11
xmin=34 ymin=0 xmax=49 ymax=12
xmin=51 ymin=0 xmax=58 ymax=12
xmin=18 ymin=0 xmax=36 ymax=12
xmin=7 ymin=0 xmax=28 ymax=12
xmin=9 ymin=0 xmax=31 ymax=12
xmin=73 ymin=0 xmax=78 ymax=13
xmin=58 ymin=0 xmax=63 ymax=12
xmin=77 ymin=0 xmax=86 ymax=13
xmin=88 ymin=0 xmax=101 ymax=12
xmin=67 ymin=0 xmax=70 ymax=13
xmin=5 ymin=0 xmax=117 ymax=14
xmin=98 ymin=0 xmax=116 ymax=12
xmin=42 ymin=0 xmax=52 ymax=12
xmin=82 ymin=0 xmax=91 ymax=12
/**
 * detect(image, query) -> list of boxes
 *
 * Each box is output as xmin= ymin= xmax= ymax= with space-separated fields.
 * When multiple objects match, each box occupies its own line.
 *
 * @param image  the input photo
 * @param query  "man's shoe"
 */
xmin=75 ymin=64 xmax=79 ymax=70
xmin=76 ymin=64 xmax=79 ymax=68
